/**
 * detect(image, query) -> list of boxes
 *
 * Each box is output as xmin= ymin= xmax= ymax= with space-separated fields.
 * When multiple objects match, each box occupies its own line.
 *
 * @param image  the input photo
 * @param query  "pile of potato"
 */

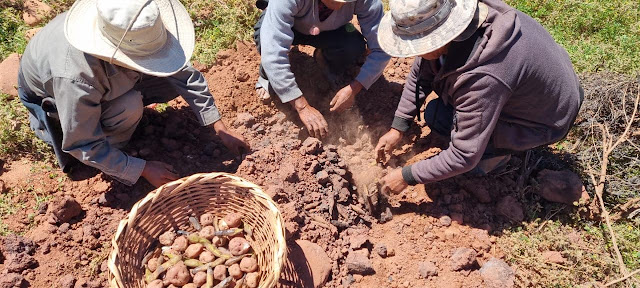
xmin=144 ymin=212 xmax=260 ymax=288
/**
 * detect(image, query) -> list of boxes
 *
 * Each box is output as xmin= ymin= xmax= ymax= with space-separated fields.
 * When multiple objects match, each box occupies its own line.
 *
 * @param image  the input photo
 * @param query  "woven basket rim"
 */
xmin=107 ymin=172 xmax=287 ymax=288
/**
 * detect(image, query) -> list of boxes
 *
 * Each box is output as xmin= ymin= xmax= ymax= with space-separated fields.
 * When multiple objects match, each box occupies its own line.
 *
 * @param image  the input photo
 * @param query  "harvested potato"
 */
xmin=192 ymin=271 xmax=207 ymax=286
xmin=159 ymin=231 xmax=176 ymax=246
xmin=147 ymin=257 xmax=159 ymax=272
xmin=165 ymin=261 xmax=191 ymax=286
xmin=183 ymin=284 xmax=197 ymax=288
xmin=185 ymin=243 xmax=204 ymax=258
xmin=246 ymin=272 xmax=260 ymax=288
xmin=171 ymin=236 xmax=188 ymax=252
xmin=213 ymin=264 xmax=227 ymax=281
xmin=200 ymin=213 xmax=215 ymax=226
xmin=228 ymin=263 xmax=243 ymax=279
xmin=147 ymin=279 xmax=163 ymax=288
xmin=199 ymin=250 xmax=215 ymax=263
xmin=228 ymin=237 xmax=251 ymax=256
xmin=200 ymin=226 xmax=215 ymax=240
xmin=240 ymin=257 xmax=258 ymax=273
xmin=223 ymin=213 xmax=243 ymax=228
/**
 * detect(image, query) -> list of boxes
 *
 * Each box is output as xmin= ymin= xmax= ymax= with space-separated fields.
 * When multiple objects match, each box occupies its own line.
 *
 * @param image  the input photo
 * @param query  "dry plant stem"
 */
xmin=604 ymin=268 xmax=640 ymax=287
xmin=588 ymin=87 xmax=640 ymax=279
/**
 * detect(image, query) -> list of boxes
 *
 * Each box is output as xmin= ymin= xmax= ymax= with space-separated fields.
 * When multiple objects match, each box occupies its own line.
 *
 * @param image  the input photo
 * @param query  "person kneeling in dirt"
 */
xmin=17 ymin=0 xmax=249 ymax=187
xmin=374 ymin=0 xmax=583 ymax=197
xmin=253 ymin=0 xmax=391 ymax=138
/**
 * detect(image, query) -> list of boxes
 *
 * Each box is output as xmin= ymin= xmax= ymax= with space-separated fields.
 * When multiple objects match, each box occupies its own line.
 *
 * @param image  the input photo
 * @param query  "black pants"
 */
xmin=253 ymin=11 xmax=366 ymax=79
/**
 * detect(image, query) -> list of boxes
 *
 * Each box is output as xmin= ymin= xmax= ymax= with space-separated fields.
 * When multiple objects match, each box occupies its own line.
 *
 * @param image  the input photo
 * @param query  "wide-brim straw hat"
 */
xmin=378 ymin=0 xmax=488 ymax=57
xmin=64 ymin=0 xmax=194 ymax=77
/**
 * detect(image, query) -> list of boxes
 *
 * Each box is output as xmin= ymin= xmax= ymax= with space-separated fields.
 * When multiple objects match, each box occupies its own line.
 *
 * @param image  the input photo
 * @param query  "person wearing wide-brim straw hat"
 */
xmin=375 ymin=0 xmax=585 ymax=204
xmin=253 ymin=0 xmax=391 ymax=139
xmin=17 ymin=0 xmax=250 ymax=188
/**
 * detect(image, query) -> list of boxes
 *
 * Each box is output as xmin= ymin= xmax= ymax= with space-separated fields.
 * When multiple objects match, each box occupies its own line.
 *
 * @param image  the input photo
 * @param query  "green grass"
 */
xmin=0 ymin=93 xmax=53 ymax=160
xmin=505 ymin=0 xmax=640 ymax=74
xmin=0 ymin=6 xmax=28 ymax=59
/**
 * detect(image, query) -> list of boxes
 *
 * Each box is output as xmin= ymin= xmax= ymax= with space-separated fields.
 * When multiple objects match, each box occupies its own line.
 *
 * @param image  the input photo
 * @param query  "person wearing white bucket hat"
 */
xmin=253 ymin=0 xmax=391 ymax=138
xmin=17 ymin=0 xmax=250 ymax=187
xmin=374 ymin=0 xmax=583 ymax=203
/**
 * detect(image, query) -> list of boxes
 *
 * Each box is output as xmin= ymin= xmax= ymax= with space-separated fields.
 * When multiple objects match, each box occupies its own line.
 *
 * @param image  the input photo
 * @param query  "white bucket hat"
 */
xmin=64 ymin=0 xmax=195 ymax=77
xmin=377 ymin=0 xmax=488 ymax=57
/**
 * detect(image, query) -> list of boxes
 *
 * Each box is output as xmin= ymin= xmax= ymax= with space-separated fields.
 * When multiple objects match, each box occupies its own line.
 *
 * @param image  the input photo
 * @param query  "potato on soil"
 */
xmin=213 ymin=264 xmax=227 ymax=281
xmin=147 ymin=279 xmax=163 ymax=288
xmin=200 ymin=226 xmax=215 ymax=240
xmin=240 ymin=257 xmax=258 ymax=273
xmin=228 ymin=237 xmax=251 ymax=256
xmin=200 ymin=213 xmax=215 ymax=226
xmin=171 ymin=236 xmax=188 ymax=252
xmin=159 ymin=231 xmax=177 ymax=246
xmin=192 ymin=271 xmax=207 ymax=286
xmin=165 ymin=261 xmax=191 ymax=286
xmin=223 ymin=212 xmax=243 ymax=228
xmin=246 ymin=272 xmax=260 ymax=288
xmin=199 ymin=250 xmax=215 ymax=263
xmin=228 ymin=263 xmax=243 ymax=279
xmin=185 ymin=243 xmax=204 ymax=258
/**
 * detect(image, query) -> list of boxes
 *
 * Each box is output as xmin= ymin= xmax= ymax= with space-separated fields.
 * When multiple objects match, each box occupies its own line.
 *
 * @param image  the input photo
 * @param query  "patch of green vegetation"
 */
xmin=505 ymin=0 xmax=640 ymax=74
xmin=0 ymin=6 xmax=28 ymax=59
xmin=0 ymin=93 xmax=54 ymax=161
xmin=611 ymin=222 xmax=640 ymax=271
xmin=183 ymin=0 xmax=260 ymax=65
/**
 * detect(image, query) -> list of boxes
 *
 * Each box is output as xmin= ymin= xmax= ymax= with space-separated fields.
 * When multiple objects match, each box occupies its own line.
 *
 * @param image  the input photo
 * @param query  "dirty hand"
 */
xmin=213 ymin=121 xmax=250 ymax=155
xmin=374 ymin=129 xmax=403 ymax=163
xmin=141 ymin=161 xmax=179 ymax=187
xmin=330 ymin=81 xmax=363 ymax=112
xmin=379 ymin=168 xmax=408 ymax=197
xmin=292 ymin=96 xmax=328 ymax=138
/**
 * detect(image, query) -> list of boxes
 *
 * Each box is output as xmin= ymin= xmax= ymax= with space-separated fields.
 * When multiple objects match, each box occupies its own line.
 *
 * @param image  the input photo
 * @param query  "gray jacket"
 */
xmin=19 ymin=13 xmax=222 ymax=185
xmin=393 ymin=0 xmax=582 ymax=184
xmin=259 ymin=0 xmax=391 ymax=102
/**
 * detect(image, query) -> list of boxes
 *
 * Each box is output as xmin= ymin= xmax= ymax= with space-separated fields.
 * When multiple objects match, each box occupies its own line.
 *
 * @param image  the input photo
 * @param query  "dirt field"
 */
xmin=0 ymin=42 xmax=599 ymax=287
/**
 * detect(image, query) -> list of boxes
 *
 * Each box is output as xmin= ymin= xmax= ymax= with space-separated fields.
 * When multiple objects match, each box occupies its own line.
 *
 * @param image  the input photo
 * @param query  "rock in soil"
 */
xmin=349 ymin=234 xmax=369 ymax=250
xmin=1 ymin=234 xmax=36 ymax=256
xmin=439 ymin=215 xmax=452 ymax=227
xmin=346 ymin=249 xmax=374 ymax=275
xmin=449 ymin=248 xmax=477 ymax=271
xmin=495 ymin=196 xmax=524 ymax=222
xmin=542 ymin=251 xmax=566 ymax=264
xmin=22 ymin=0 xmax=52 ymax=26
xmin=47 ymin=197 xmax=83 ymax=224
xmin=480 ymin=258 xmax=515 ymax=288
xmin=418 ymin=261 xmax=438 ymax=278
xmin=235 ymin=112 xmax=256 ymax=128
xmin=536 ymin=169 xmax=589 ymax=204
xmin=301 ymin=137 xmax=322 ymax=155
xmin=373 ymin=243 xmax=387 ymax=258
xmin=0 ymin=53 xmax=20 ymax=98
xmin=58 ymin=274 xmax=76 ymax=288
xmin=5 ymin=252 xmax=38 ymax=273
xmin=0 ymin=273 xmax=25 ymax=288
xmin=289 ymin=240 xmax=332 ymax=288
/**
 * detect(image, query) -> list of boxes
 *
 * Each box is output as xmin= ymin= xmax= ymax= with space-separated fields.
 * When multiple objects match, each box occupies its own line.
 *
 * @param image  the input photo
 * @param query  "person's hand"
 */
xmin=291 ymin=97 xmax=328 ymax=138
xmin=141 ymin=161 xmax=179 ymax=187
xmin=379 ymin=168 xmax=408 ymax=197
xmin=330 ymin=81 xmax=363 ymax=112
xmin=213 ymin=121 xmax=250 ymax=155
xmin=374 ymin=129 xmax=403 ymax=163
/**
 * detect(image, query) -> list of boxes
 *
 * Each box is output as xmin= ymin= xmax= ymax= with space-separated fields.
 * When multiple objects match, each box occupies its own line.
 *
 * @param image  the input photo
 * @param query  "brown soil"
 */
xmin=0 ymin=42 xmax=538 ymax=287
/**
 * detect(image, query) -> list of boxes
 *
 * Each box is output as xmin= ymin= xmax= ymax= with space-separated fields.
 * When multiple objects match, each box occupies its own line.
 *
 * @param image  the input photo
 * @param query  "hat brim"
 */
xmin=64 ymin=0 xmax=195 ymax=77
xmin=377 ymin=0 xmax=478 ymax=58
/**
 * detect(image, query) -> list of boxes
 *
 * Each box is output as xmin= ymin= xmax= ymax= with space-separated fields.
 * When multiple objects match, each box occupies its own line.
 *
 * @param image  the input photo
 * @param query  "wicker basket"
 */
xmin=108 ymin=172 xmax=286 ymax=288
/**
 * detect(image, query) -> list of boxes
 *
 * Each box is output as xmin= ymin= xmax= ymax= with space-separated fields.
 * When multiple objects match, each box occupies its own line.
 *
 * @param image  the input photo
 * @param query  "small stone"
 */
xmin=0 ymin=273 xmax=24 ymax=288
xmin=235 ymin=112 xmax=256 ymax=128
xmin=47 ymin=196 xmax=83 ymax=224
xmin=374 ymin=243 xmax=388 ymax=258
xmin=2 ymin=234 xmax=37 ymax=255
xmin=349 ymin=234 xmax=369 ymax=250
xmin=439 ymin=215 xmax=452 ymax=227
xmin=59 ymin=223 xmax=70 ymax=233
xmin=236 ymin=71 xmax=250 ymax=82
xmin=496 ymin=196 xmax=524 ymax=222
xmin=59 ymin=274 xmax=76 ymax=288
xmin=449 ymin=248 xmax=477 ymax=271
xmin=536 ymin=169 xmax=589 ymax=204
xmin=480 ymin=258 xmax=515 ymax=288
xmin=418 ymin=261 xmax=438 ymax=278
xmin=301 ymin=137 xmax=322 ymax=155
xmin=97 ymin=193 xmax=114 ymax=206
xmin=5 ymin=252 xmax=38 ymax=273
xmin=346 ymin=249 xmax=374 ymax=275
xmin=291 ymin=240 xmax=332 ymax=288
xmin=542 ymin=251 xmax=566 ymax=264
xmin=316 ymin=171 xmax=330 ymax=185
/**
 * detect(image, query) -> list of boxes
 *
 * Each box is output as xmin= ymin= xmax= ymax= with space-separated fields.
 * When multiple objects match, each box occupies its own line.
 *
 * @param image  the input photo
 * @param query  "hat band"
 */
xmin=98 ymin=10 xmax=168 ymax=57
xmin=393 ymin=0 xmax=453 ymax=36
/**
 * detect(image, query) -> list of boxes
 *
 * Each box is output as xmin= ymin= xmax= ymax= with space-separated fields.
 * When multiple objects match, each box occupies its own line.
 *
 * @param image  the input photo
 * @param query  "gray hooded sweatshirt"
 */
xmin=392 ymin=0 xmax=582 ymax=184
xmin=259 ymin=0 xmax=391 ymax=102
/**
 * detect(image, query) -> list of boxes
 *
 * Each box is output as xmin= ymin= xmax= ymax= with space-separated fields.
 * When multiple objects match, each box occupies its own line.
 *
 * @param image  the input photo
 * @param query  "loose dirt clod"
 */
xmin=536 ymin=169 xmax=587 ymax=204
xmin=47 ymin=197 xmax=83 ymax=224
xmin=495 ymin=196 xmax=524 ymax=222
xmin=346 ymin=249 xmax=374 ymax=275
xmin=418 ymin=261 xmax=438 ymax=278
xmin=449 ymin=248 xmax=477 ymax=271
xmin=0 ymin=273 xmax=25 ymax=288
xmin=479 ymin=258 xmax=515 ymax=288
